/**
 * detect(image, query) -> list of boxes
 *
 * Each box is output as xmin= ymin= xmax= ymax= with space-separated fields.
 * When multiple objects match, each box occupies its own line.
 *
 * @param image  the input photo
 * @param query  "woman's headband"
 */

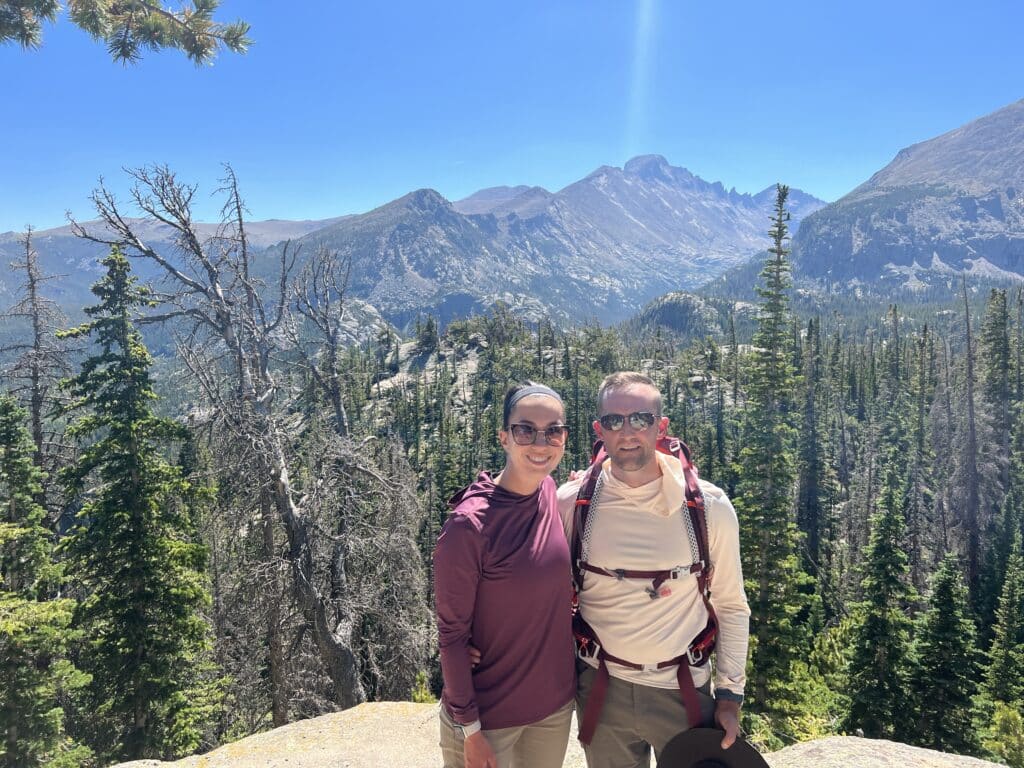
xmin=507 ymin=384 xmax=563 ymax=411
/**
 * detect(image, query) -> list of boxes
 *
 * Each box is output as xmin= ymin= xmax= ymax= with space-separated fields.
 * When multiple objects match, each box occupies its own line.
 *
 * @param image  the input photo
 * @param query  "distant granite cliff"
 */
xmin=792 ymin=98 xmax=1024 ymax=293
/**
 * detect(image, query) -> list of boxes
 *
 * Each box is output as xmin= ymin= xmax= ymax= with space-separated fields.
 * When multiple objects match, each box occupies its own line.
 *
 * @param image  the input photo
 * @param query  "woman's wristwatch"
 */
xmin=459 ymin=720 xmax=482 ymax=737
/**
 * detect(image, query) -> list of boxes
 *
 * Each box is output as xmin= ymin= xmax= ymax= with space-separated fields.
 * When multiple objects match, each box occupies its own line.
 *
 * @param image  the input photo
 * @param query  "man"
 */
xmin=558 ymin=371 xmax=750 ymax=768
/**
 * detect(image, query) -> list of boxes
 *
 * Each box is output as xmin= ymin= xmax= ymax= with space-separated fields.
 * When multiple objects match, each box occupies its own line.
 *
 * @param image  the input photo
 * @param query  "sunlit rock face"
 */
xmin=1 ymin=160 xmax=825 ymax=331
xmin=295 ymin=156 xmax=823 ymax=328
xmin=792 ymin=99 xmax=1024 ymax=294
xmin=109 ymin=703 xmax=1004 ymax=768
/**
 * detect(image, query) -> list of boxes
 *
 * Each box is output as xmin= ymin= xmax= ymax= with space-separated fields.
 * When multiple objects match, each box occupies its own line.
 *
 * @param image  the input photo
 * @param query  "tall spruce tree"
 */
xmin=58 ymin=248 xmax=213 ymax=762
xmin=796 ymin=317 xmax=829 ymax=579
xmin=981 ymin=289 xmax=1012 ymax=492
xmin=734 ymin=185 xmax=814 ymax=719
xmin=909 ymin=553 xmax=979 ymax=754
xmin=843 ymin=457 xmax=915 ymax=739
xmin=905 ymin=328 xmax=935 ymax=594
xmin=984 ymin=534 xmax=1024 ymax=707
xmin=0 ymin=395 xmax=89 ymax=768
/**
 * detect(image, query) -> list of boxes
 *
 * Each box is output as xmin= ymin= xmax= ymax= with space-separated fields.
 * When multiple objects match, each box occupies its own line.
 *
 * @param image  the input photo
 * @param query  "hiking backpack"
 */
xmin=569 ymin=435 xmax=718 ymax=744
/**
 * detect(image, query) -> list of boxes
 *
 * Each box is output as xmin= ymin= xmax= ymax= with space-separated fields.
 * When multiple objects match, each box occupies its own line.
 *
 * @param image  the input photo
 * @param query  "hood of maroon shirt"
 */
xmin=446 ymin=471 xmax=545 ymax=514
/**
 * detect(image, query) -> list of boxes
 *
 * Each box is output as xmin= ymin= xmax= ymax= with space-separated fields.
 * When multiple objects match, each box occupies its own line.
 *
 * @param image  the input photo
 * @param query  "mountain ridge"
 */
xmin=289 ymin=156 xmax=825 ymax=327
xmin=790 ymin=98 xmax=1024 ymax=293
xmin=2 ymin=158 xmax=827 ymax=329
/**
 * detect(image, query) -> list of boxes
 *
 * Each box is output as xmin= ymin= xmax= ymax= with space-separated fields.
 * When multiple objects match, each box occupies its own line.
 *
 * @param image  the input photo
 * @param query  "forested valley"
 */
xmin=2 ymin=176 xmax=1023 ymax=768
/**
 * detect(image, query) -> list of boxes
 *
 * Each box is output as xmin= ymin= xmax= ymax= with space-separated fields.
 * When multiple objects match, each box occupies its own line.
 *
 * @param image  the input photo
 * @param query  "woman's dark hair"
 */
xmin=502 ymin=381 xmax=563 ymax=428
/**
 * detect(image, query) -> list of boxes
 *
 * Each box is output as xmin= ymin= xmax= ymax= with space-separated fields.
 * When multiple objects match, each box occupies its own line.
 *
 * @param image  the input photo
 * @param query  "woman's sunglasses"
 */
xmin=509 ymin=423 xmax=570 ymax=446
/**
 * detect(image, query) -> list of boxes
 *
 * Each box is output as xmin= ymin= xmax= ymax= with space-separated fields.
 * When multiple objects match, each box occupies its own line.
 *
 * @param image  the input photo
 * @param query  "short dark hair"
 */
xmin=596 ymin=371 xmax=662 ymax=415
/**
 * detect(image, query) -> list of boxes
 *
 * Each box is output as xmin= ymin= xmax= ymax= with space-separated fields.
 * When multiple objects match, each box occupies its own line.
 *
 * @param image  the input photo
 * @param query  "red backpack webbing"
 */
xmin=569 ymin=436 xmax=718 ymax=745
xmin=570 ymin=436 xmax=714 ymax=602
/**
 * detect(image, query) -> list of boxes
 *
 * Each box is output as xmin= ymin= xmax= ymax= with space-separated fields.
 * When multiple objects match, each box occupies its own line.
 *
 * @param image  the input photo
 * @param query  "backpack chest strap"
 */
xmin=577 ymin=561 xmax=704 ymax=598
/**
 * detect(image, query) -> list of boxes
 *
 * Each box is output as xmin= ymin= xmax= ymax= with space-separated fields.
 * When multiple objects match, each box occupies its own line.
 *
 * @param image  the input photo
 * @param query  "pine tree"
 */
xmin=979 ymin=463 xmax=1022 ymax=646
xmin=58 ymin=248 xmax=213 ymax=762
xmin=796 ymin=317 xmax=830 ymax=579
xmin=0 ymin=395 xmax=89 ymax=768
xmin=909 ymin=553 xmax=979 ymax=753
xmin=2 ymin=0 xmax=250 ymax=63
xmin=843 ymin=457 xmax=915 ymax=740
xmin=733 ymin=185 xmax=814 ymax=719
xmin=958 ymin=279 xmax=985 ymax=597
xmin=904 ymin=328 xmax=935 ymax=594
xmin=982 ymin=289 xmax=1012 ymax=491
xmin=984 ymin=534 xmax=1024 ymax=707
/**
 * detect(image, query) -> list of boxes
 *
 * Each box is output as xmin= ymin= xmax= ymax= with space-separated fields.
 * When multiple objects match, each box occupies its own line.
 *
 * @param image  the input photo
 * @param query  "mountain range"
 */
xmin=4 ymin=97 xmax=1023 ymax=333
xmin=790 ymin=98 xmax=1024 ymax=293
xmin=1 ymin=158 xmax=825 ymax=328
xmin=288 ymin=155 xmax=824 ymax=327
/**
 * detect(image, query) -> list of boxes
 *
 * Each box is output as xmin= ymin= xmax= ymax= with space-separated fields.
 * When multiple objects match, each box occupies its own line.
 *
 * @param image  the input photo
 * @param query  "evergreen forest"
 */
xmin=2 ymin=176 xmax=1024 ymax=767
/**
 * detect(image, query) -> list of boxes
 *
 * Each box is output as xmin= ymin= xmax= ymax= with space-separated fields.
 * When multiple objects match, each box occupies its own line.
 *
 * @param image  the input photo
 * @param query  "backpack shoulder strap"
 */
xmin=571 ymin=440 xmax=606 ymax=591
xmin=572 ymin=436 xmax=714 ymax=594
xmin=659 ymin=437 xmax=713 ymax=593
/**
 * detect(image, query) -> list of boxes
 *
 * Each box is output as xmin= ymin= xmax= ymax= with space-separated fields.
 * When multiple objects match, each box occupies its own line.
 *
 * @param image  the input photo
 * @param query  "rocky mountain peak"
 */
xmin=395 ymin=188 xmax=452 ymax=215
xmin=623 ymin=154 xmax=674 ymax=182
xmin=453 ymin=185 xmax=536 ymax=215
xmin=454 ymin=182 xmax=552 ymax=214
xmin=791 ymin=97 xmax=1024 ymax=292
xmin=852 ymin=97 xmax=1024 ymax=197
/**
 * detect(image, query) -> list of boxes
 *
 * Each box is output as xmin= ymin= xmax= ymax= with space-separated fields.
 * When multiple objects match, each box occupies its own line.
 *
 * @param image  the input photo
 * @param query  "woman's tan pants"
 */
xmin=438 ymin=700 xmax=573 ymax=768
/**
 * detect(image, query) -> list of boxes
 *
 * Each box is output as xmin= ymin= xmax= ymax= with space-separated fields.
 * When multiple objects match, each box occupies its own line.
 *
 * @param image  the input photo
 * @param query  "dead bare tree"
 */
xmin=1 ymin=227 xmax=75 ymax=511
xmin=287 ymin=245 xmax=353 ymax=438
xmin=286 ymin=246 xmax=434 ymax=697
xmin=70 ymin=165 xmax=378 ymax=713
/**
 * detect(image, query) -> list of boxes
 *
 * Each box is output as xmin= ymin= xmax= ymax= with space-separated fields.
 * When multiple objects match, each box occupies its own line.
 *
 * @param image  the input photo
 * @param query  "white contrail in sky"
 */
xmin=625 ymin=0 xmax=657 ymax=160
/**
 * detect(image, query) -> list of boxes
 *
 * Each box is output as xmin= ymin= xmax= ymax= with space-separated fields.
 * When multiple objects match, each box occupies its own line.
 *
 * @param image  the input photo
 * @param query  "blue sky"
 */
xmin=2 ymin=0 xmax=1022 ymax=233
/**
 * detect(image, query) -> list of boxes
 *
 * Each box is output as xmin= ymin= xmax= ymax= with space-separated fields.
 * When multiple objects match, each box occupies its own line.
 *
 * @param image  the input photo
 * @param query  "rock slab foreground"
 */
xmin=113 ymin=702 xmax=1001 ymax=768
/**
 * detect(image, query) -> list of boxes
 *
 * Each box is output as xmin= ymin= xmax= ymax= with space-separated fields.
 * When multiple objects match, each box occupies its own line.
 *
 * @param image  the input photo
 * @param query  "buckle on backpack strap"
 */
xmin=687 ymin=646 xmax=705 ymax=665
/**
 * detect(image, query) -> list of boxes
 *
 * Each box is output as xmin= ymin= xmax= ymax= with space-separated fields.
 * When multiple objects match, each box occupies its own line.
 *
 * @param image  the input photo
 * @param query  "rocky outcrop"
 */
xmin=112 ymin=702 xmax=1002 ymax=768
xmin=766 ymin=735 xmax=1002 ymax=768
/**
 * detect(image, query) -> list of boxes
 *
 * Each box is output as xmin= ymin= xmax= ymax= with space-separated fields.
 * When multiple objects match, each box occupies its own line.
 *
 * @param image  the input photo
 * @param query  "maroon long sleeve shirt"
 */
xmin=434 ymin=472 xmax=575 ymax=730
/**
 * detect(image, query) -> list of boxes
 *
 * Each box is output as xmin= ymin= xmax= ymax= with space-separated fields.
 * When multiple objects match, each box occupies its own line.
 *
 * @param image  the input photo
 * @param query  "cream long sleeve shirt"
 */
xmin=557 ymin=451 xmax=750 ymax=695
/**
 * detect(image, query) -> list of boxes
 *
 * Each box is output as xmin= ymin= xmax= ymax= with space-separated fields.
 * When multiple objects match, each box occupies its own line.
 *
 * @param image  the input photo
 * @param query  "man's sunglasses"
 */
xmin=598 ymin=411 xmax=658 ymax=432
xmin=509 ymin=423 xmax=570 ymax=446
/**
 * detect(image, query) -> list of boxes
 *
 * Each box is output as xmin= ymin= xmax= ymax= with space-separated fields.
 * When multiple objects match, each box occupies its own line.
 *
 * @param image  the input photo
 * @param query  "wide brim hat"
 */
xmin=658 ymin=728 xmax=769 ymax=768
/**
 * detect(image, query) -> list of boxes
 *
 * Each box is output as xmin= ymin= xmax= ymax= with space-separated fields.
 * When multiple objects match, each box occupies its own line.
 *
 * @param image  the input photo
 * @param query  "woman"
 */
xmin=434 ymin=382 xmax=575 ymax=768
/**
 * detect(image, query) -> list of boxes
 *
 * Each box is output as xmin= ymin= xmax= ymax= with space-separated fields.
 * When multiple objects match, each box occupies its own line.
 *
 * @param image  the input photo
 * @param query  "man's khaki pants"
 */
xmin=576 ymin=661 xmax=714 ymax=768
xmin=439 ymin=700 xmax=573 ymax=768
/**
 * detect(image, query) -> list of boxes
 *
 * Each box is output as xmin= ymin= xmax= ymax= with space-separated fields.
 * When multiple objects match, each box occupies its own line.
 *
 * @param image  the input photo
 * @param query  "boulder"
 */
xmin=113 ymin=702 xmax=1002 ymax=768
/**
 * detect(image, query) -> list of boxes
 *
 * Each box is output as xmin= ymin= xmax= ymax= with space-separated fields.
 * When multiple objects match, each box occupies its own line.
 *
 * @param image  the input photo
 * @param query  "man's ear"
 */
xmin=592 ymin=420 xmax=603 ymax=441
xmin=657 ymin=416 xmax=669 ymax=438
